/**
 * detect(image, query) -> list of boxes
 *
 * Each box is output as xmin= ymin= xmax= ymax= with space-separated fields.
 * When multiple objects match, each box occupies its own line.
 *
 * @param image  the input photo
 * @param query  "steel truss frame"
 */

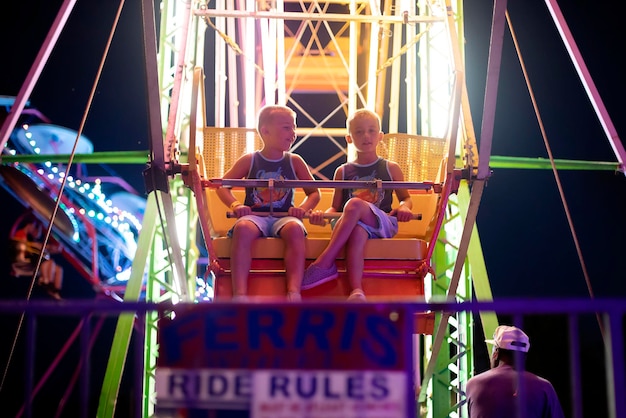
xmin=101 ymin=0 xmax=477 ymax=416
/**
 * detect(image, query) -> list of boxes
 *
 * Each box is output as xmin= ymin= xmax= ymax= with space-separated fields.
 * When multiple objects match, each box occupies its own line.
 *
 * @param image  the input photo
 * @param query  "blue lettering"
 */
xmin=204 ymin=309 xmax=238 ymax=350
xmin=346 ymin=373 xmax=364 ymax=399
xmin=370 ymin=373 xmax=389 ymax=399
xmin=323 ymin=375 xmax=340 ymax=399
xmin=248 ymin=309 xmax=285 ymax=349
xmin=161 ymin=314 xmax=200 ymax=363
xmin=234 ymin=373 xmax=252 ymax=397
xmin=362 ymin=316 xmax=398 ymax=366
xmin=270 ymin=374 xmax=290 ymax=397
xmin=339 ymin=311 xmax=357 ymax=350
xmin=295 ymin=374 xmax=317 ymax=399
xmin=168 ymin=373 xmax=199 ymax=397
xmin=207 ymin=374 xmax=228 ymax=396
xmin=294 ymin=310 xmax=334 ymax=349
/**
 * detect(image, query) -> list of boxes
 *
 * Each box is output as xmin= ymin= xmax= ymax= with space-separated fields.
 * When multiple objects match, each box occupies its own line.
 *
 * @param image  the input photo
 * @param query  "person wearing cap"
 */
xmin=465 ymin=325 xmax=565 ymax=418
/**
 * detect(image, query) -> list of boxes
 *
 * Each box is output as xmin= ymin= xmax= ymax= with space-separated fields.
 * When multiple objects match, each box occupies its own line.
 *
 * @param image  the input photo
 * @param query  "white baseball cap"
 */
xmin=485 ymin=325 xmax=530 ymax=352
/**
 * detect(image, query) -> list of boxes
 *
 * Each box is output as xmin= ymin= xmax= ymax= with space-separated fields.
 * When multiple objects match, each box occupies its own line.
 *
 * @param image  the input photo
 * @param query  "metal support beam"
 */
xmin=544 ymin=0 xmax=625 ymax=173
xmin=195 ymin=9 xmax=445 ymax=24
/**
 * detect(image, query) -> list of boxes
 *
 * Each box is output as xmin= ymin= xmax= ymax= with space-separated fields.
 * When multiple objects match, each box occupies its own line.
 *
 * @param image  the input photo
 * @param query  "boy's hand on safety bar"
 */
xmin=288 ymin=206 xmax=308 ymax=219
xmin=390 ymin=205 xmax=414 ymax=222
xmin=231 ymin=204 xmax=251 ymax=217
xmin=308 ymin=210 xmax=328 ymax=226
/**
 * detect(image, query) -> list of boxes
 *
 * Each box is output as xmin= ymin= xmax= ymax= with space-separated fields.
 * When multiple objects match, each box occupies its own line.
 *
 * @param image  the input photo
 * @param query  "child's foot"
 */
xmin=232 ymin=294 xmax=249 ymax=302
xmin=286 ymin=291 xmax=301 ymax=302
xmin=347 ymin=289 xmax=366 ymax=302
xmin=301 ymin=264 xmax=338 ymax=290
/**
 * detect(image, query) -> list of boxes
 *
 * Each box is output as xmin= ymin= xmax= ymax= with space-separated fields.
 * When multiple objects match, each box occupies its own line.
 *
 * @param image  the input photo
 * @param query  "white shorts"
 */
xmin=228 ymin=214 xmax=307 ymax=238
xmin=331 ymin=202 xmax=398 ymax=239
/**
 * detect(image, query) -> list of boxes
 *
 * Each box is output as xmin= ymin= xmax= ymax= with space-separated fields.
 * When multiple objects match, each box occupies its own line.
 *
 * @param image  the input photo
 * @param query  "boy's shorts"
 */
xmin=228 ymin=215 xmax=307 ymax=238
xmin=355 ymin=202 xmax=398 ymax=239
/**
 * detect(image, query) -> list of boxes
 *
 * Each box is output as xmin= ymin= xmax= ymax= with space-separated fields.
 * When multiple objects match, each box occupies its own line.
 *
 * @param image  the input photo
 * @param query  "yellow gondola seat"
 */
xmin=199 ymin=130 xmax=447 ymax=307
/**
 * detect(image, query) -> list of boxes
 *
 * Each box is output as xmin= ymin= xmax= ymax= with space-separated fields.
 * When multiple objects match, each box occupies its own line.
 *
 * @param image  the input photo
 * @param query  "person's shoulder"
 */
xmin=232 ymin=150 xmax=255 ymax=159
xmin=238 ymin=152 xmax=255 ymax=162
xmin=222 ymin=152 xmax=255 ymax=178
xmin=334 ymin=163 xmax=347 ymax=176
xmin=468 ymin=368 xmax=496 ymax=380
xmin=524 ymin=371 xmax=556 ymax=386
xmin=286 ymin=151 xmax=303 ymax=161
xmin=286 ymin=152 xmax=308 ymax=167
xmin=384 ymin=159 xmax=406 ymax=180
xmin=232 ymin=151 xmax=255 ymax=167
xmin=384 ymin=159 xmax=402 ymax=170
xmin=466 ymin=369 xmax=495 ymax=391
xmin=286 ymin=152 xmax=316 ymax=181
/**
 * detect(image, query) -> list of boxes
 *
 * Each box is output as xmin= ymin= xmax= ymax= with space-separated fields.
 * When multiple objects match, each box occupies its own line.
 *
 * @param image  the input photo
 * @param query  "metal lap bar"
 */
xmin=226 ymin=211 xmax=423 ymax=220
xmin=268 ymin=178 xmax=275 ymax=216
xmin=204 ymin=178 xmax=438 ymax=191
xmin=208 ymin=178 xmax=433 ymax=221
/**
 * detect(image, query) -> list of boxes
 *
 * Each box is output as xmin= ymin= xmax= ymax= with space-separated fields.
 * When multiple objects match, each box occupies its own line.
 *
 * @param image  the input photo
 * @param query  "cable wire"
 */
xmin=0 ymin=0 xmax=127 ymax=397
xmin=506 ymin=11 xmax=603 ymax=336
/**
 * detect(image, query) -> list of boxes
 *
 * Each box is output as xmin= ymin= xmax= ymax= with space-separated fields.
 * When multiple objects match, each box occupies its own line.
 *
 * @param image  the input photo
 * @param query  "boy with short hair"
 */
xmin=302 ymin=108 xmax=413 ymax=300
xmin=216 ymin=105 xmax=320 ymax=301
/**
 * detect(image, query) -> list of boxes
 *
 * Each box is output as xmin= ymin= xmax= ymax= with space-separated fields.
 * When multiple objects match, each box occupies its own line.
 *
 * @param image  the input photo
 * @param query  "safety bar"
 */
xmin=204 ymin=178 xmax=442 ymax=192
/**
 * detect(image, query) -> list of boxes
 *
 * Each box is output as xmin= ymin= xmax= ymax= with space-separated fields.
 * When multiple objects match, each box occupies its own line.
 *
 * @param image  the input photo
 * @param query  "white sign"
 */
xmin=251 ymin=370 xmax=407 ymax=418
xmin=156 ymin=368 xmax=251 ymax=410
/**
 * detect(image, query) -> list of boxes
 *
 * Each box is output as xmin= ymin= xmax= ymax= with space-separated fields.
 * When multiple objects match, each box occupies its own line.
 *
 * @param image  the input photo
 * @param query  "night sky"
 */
xmin=1 ymin=0 xmax=625 ymax=417
xmin=465 ymin=0 xmax=626 ymax=300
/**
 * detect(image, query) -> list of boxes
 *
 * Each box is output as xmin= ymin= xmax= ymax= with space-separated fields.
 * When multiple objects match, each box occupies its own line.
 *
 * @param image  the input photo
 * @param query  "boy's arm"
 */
xmin=329 ymin=166 xmax=344 ymax=212
xmin=291 ymin=154 xmax=320 ymax=213
xmin=308 ymin=167 xmax=342 ymax=226
xmin=215 ymin=153 xmax=253 ymax=210
xmin=388 ymin=162 xmax=413 ymax=221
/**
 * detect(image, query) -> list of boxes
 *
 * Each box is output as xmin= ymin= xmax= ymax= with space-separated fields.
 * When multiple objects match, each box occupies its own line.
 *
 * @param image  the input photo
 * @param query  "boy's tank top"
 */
xmin=243 ymin=151 xmax=296 ymax=212
xmin=339 ymin=157 xmax=393 ymax=213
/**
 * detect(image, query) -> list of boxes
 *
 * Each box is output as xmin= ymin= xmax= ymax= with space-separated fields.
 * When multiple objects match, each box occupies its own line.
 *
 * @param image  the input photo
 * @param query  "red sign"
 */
xmin=156 ymin=303 xmax=414 ymax=416
xmin=158 ymin=303 xmax=411 ymax=370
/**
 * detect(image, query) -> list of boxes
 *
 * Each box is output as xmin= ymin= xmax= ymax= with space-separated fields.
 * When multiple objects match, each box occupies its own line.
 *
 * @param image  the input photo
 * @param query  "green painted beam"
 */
xmin=3 ymin=152 xmax=618 ymax=171
xmin=457 ymin=182 xmax=500 ymax=348
xmin=97 ymin=192 xmax=158 ymax=418
xmin=469 ymin=156 xmax=620 ymax=171
xmin=1 ymin=150 xmax=149 ymax=164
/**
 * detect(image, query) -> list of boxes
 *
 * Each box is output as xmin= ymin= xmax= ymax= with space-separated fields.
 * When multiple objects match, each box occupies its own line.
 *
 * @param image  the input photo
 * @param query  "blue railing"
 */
xmin=0 ymin=298 xmax=623 ymax=418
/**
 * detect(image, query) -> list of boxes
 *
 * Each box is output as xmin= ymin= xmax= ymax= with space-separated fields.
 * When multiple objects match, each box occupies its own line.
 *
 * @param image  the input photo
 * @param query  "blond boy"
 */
xmin=302 ymin=109 xmax=413 ymax=300
xmin=216 ymin=105 xmax=320 ymax=301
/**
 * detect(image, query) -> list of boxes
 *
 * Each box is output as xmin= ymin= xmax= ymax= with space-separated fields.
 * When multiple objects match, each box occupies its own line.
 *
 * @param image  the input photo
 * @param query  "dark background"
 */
xmin=1 ymin=0 xmax=625 ymax=416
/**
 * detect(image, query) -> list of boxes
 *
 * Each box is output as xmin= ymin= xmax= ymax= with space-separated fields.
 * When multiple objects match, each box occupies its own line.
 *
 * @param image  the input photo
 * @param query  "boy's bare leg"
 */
xmin=313 ymin=199 xmax=377 ymax=268
xmin=280 ymin=222 xmax=306 ymax=298
xmin=345 ymin=227 xmax=368 ymax=292
xmin=230 ymin=221 xmax=261 ymax=297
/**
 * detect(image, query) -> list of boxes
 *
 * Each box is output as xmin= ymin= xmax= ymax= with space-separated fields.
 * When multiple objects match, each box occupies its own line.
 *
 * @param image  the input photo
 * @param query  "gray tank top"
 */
xmin=339 ymin=157 xmax=393 ymax=213
xmin=243 ymin=151 xmax=296 ymax=212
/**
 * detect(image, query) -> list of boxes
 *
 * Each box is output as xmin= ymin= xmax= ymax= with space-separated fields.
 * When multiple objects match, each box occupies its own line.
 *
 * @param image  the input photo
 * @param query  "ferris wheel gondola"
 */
xmin=12 ymin=123 xmax=94 ymax=155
